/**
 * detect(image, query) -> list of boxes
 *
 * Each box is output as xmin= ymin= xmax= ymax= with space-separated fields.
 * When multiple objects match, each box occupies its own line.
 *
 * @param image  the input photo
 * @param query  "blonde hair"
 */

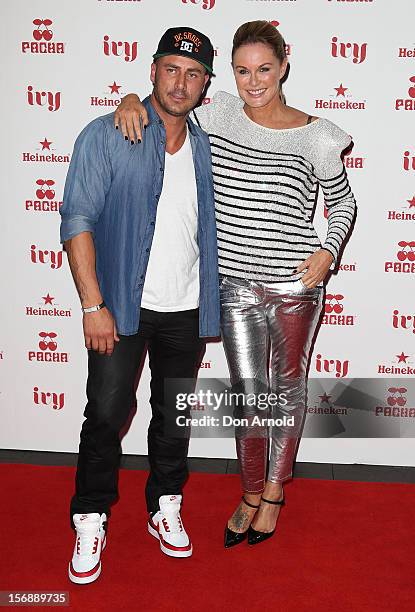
xmin=232 ymin=20 xmax=287 ymax=104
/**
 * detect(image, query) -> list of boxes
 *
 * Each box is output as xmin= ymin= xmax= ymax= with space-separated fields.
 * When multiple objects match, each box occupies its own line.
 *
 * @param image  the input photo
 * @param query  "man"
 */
xmin=60 ymin=27 xmax=219 ymax=584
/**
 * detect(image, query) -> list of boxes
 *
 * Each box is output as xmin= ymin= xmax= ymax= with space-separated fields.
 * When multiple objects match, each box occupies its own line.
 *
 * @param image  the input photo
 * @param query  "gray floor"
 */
xmin=1 ymin=449 xmax=415 ymax=483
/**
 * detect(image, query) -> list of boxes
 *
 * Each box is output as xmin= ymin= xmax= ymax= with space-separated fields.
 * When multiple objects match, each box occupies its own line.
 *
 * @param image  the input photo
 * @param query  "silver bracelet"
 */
xmin=82 ymin=301 xmax=106 ymax=314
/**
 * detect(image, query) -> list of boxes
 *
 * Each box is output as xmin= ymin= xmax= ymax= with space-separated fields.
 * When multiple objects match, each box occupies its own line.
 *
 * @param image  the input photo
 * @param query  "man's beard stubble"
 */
xmin=153 ymin=82 xmax=195 ymax=118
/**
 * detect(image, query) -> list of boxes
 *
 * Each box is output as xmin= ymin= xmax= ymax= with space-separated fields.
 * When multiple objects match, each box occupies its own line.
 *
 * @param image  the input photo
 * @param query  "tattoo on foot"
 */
xmin=230 ymin=503 xmax=254 ymax=532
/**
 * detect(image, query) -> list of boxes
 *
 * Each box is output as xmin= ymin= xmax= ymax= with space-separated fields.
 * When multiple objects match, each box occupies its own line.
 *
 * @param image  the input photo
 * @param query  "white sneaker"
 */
xmin=147 ymin=495 xmax=192 ymax=558
xmin=68 ymin=513 xmax=107 ymax=584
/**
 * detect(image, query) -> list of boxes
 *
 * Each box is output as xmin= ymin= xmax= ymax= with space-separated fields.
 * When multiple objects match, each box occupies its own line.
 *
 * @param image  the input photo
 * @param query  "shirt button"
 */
xmin=150 ymin=221 xmax=155 ymax=226
xmin=140 ymin=274 xmax=144 ymax=279
xmin=160 ymin=167 xmax=163 ymax=172
xmin=146 ymin=248 xmax=150 ymax=253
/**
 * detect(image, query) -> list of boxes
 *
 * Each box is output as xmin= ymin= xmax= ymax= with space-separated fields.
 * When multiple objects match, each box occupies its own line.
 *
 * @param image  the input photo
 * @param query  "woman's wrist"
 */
xmin=320 ymin=247 xmax=335 ymax=262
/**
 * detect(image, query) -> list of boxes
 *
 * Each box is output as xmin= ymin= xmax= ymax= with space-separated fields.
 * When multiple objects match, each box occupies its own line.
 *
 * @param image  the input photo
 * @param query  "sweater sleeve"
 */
xmin=192 ymin=90 xmax=242 ymax=132
xmin=313 ymin=120 xmax=356 ymax=264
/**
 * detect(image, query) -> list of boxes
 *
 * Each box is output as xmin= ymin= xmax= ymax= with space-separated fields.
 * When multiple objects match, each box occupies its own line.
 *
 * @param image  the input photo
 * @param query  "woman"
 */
xmin=114 ymin=21 xmax=356 ymax=547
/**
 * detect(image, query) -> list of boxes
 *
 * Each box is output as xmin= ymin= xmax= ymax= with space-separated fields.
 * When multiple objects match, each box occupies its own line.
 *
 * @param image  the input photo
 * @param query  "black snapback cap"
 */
xmin=153 ymin=27 xmax=214 ymax=74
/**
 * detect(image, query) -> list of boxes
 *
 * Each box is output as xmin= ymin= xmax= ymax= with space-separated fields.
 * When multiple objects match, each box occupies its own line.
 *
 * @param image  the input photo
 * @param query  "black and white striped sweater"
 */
xmin=192 ymin=91 xmax=356 ymax=282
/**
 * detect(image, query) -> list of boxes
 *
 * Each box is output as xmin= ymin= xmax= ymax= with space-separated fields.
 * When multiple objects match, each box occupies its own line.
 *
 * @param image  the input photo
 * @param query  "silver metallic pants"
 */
xmin=220 ymin=275 xmax=324 ymax=493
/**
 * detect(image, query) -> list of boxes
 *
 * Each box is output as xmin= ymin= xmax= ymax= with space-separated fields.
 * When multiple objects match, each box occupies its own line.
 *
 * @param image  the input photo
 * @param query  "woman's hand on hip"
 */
xmin=114 ymin=94 xmax=149 ymax=143
xmin=296 ymin=249 xmax=334 ymax=288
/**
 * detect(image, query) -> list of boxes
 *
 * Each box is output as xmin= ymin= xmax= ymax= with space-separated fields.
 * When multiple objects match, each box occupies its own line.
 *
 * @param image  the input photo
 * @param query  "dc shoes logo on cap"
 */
xmin=180 ymin=40 xmax=194 ymax=53
xmin=154 ymin=27 xmax=214 ymax=74
xmin=174 ymin=31 xmax=202 ymax=54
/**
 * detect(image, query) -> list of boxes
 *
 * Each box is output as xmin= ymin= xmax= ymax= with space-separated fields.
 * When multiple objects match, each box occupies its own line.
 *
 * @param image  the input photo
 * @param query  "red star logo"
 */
xmin=407 ymin=196 xmax=415 ymax=208
xmin=334 ymin=83 xmax=348 ymax=97
xmin=42 ymin=293 xmax=54 ymax=305
xmin=319 ymin=393 xmax=331 ymax=403
xmin=109 ymin=81 xmax=121 ymax=94
xmin=39 ymin=138 xmax=52 ymax=151
xmin=396 ymin=352 xmax=409 ymax=364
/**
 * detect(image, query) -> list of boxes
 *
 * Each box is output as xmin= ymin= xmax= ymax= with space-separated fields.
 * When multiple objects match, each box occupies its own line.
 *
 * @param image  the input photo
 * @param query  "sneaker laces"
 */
xmin=161 ymin=507 xmax=184 ymax=534
xmin=76 ymin=524 xmax=102 ymax=556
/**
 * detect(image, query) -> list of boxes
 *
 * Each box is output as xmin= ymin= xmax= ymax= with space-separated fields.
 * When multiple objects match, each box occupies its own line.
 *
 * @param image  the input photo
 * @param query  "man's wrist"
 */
xmin=82 ymin=301 xmax=106 ymax=314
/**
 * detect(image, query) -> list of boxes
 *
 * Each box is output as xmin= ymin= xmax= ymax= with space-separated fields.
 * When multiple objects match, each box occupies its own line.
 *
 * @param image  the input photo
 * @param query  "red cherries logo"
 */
xmin=36 ymin=179 xmax=55 ymax=200
xmin=387 ymin=387 xmax=407 ymax=407
xmin=33 ymin=19 xmax=53 ymax=41
xmin=38 ymin=332 xmax=57 ymax=352
xmin=325 ymin=294 xmax=344 ymax=314
xmin=397 ymin=241 xmax=415 ymax=261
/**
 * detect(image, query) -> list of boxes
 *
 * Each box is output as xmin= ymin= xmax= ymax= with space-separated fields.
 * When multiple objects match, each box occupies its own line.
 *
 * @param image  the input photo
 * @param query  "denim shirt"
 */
xmin=60 ymin=96 xmax=220 ymax=337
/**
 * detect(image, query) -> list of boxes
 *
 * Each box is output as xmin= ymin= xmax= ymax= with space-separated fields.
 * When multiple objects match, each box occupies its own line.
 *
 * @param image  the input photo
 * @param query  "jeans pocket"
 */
xmin=220 ymin=276 xmax=259 ymax=306
xmin=219 ymin=286 xmax=241 ymax=304
xmin=219 ymin=276 xmax=230 ymax=290
xmin=281 ymin=281 xmax=323 ymax=305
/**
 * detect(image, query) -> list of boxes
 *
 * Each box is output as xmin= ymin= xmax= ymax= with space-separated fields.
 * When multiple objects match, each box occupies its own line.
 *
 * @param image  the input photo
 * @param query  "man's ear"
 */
xmin=280 ymin=58 xmax=288 ymax=81
xmin=150 ymin=62 xmax=157 ymax=84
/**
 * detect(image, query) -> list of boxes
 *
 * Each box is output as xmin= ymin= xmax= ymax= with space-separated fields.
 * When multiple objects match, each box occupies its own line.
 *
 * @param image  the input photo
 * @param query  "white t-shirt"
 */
xmin=141 ymin=131 xmax=200 ymax=312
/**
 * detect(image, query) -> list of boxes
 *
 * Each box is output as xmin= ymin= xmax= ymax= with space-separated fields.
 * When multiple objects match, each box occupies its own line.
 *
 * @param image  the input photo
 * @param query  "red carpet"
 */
xmin=0 ymin=464 xmax=413 ymax=612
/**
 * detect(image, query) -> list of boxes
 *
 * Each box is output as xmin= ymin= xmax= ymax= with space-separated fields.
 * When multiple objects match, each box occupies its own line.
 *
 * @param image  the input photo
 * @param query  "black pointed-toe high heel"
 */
xmin=224 ymin=496 xmax=260 ymax=548
xmin=247 ymin=493 xmax=285 ymax=546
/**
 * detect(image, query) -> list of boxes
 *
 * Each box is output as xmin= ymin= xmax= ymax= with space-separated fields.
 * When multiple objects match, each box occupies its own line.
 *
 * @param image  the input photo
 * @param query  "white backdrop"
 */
xmin=1 ymin=0 xmax=414 ymax=466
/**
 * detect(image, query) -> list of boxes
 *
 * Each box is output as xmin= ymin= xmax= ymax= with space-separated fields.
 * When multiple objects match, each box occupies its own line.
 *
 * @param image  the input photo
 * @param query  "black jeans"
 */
xmin=70 ymin=307 xmax=205 ymax=519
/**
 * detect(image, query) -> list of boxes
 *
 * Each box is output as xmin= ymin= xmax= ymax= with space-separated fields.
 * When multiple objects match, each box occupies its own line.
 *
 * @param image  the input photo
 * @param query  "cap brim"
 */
xmin=153 ymin=52 xmax=214 ymax=75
